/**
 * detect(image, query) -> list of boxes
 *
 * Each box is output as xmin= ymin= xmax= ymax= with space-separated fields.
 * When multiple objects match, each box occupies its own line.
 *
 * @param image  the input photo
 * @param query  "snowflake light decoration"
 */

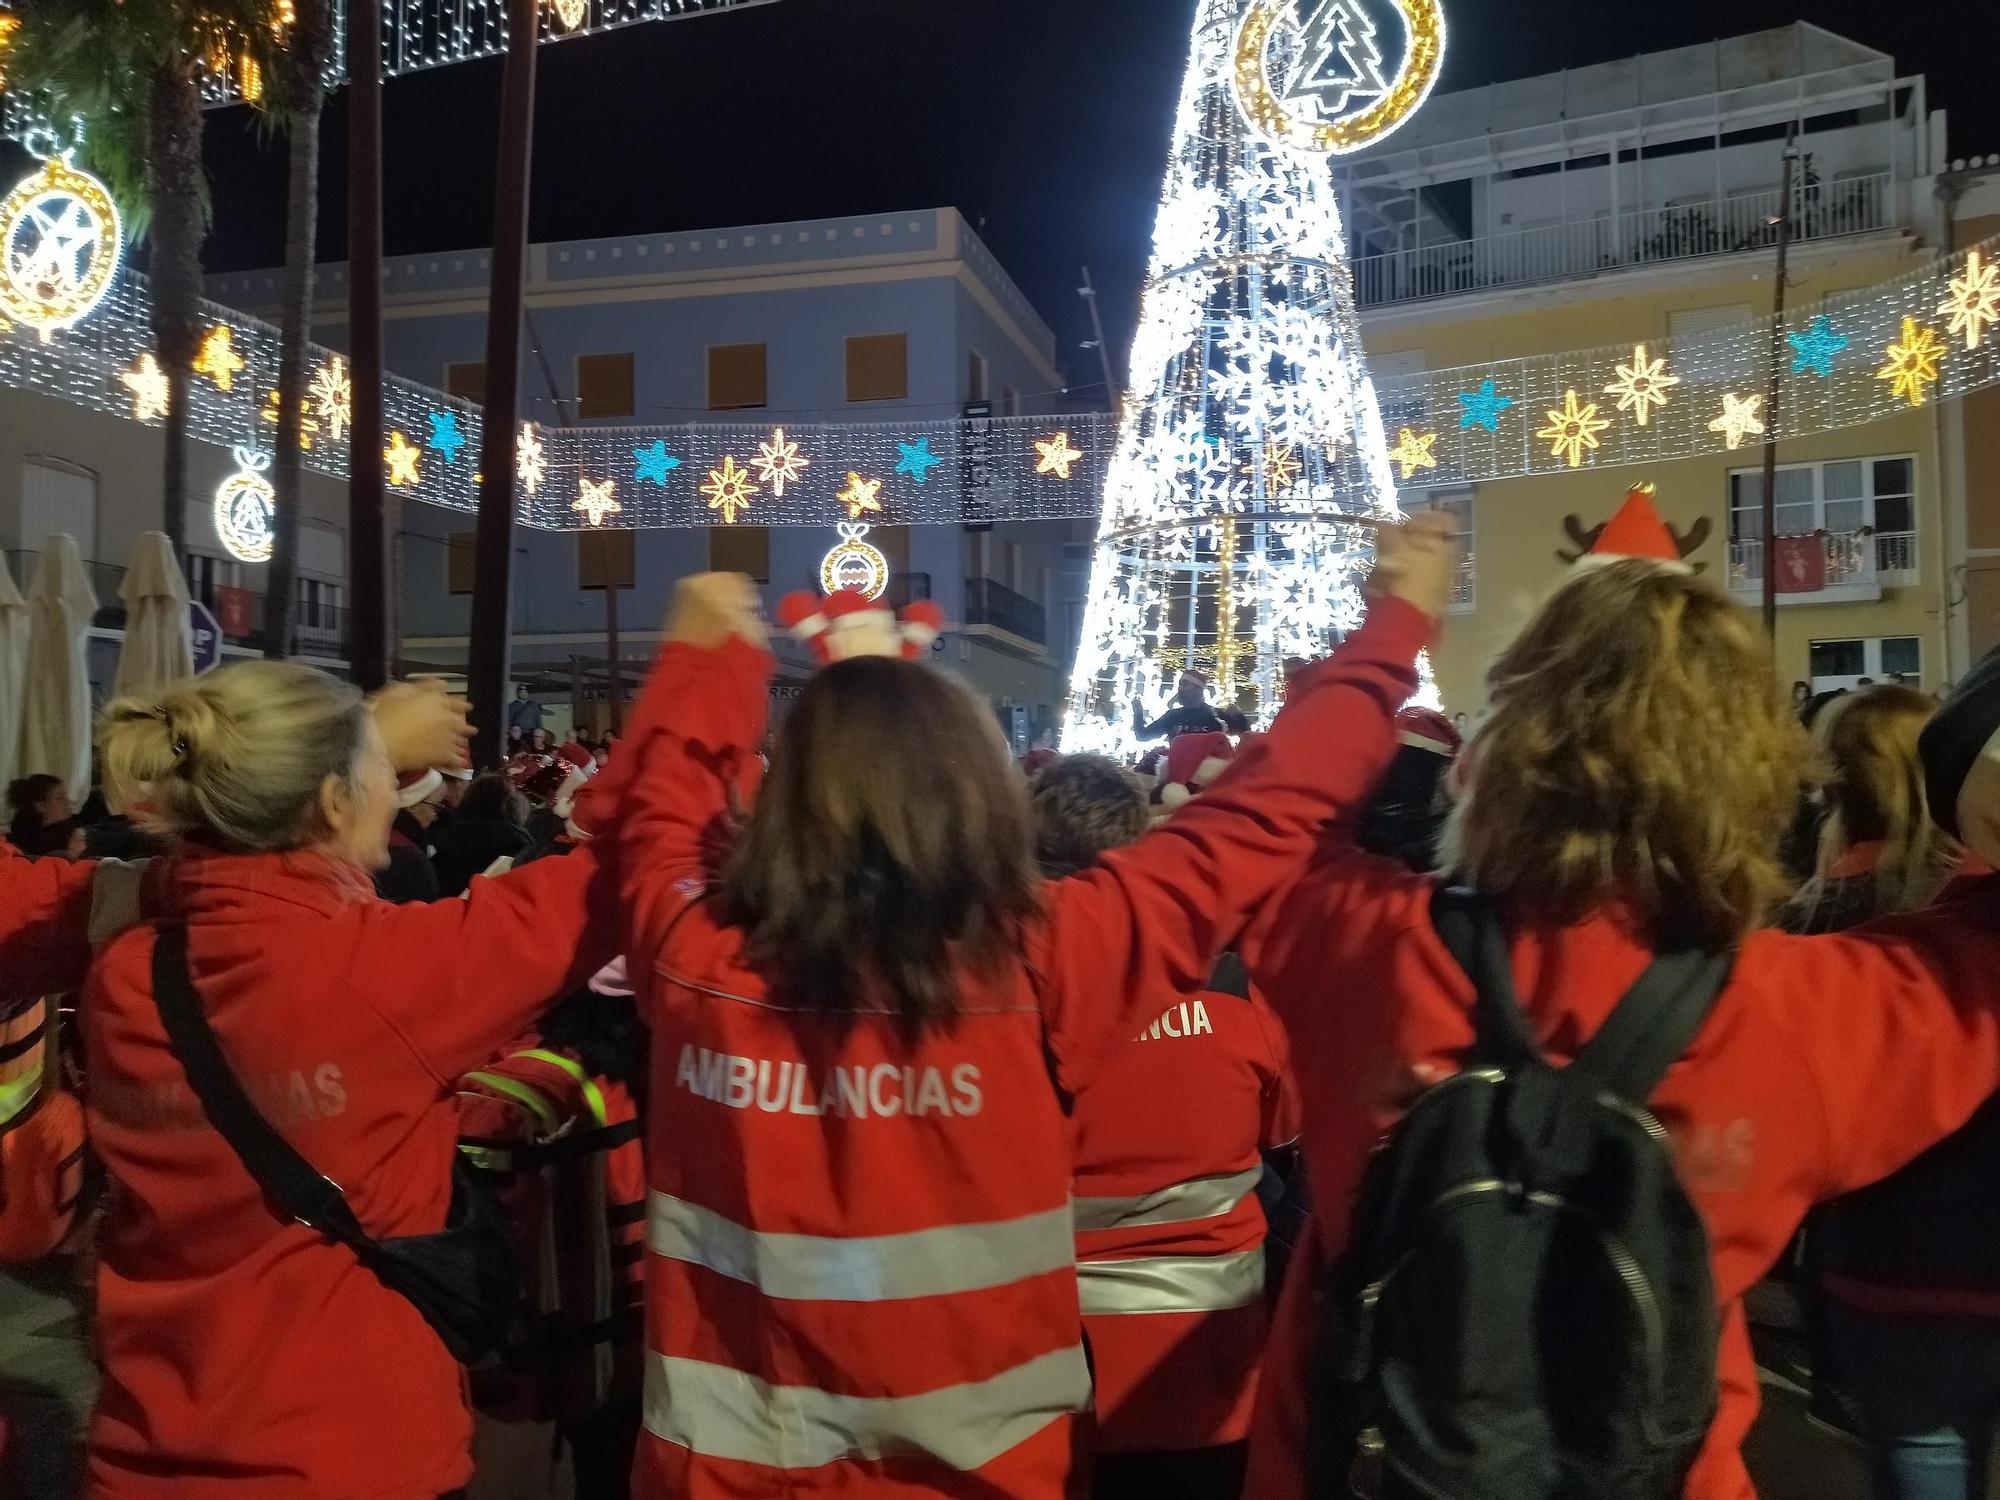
xmin=1941 ymin=250 xmax=2000 ymax=351
xmin=1536 ymin=390 xmax=1610 ymax=468
xmin=836 ymin=471 xmax=884 ymax=520
xmin=193 ymin=326 xmax=245 ymax=392
xmin=752 ymin=427 xmax=809 ymax=496
xmin=702 ymin=456 xmax=758 ymax=523
xmin=517 ymin=425 xmax=547 ymax=494
xmin=309 ymin=356 xmax=353 ymax=444
xmin=1877 ymin=317 xmax=1945 ymax=408
xmin=120 ymin=353 xmax=169 ymax=422
xmin=574 ymin=477 xmax=621 ymax=527
xmin=1388 ymin=427 xmax=1438 ymax=480
xmin=1603 ymin=343 xmax=1680 ymax=427
xmin=1707 ymin=392 xmax=1765 ymax=450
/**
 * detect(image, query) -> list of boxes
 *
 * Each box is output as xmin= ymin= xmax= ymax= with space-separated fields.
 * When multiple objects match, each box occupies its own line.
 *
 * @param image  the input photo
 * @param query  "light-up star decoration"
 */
xmin=1456 ymin=378 xmax=1513 ymax=432
xmin=1536 ymin=390 xmax=1611 ymax=469
xmin=895 ymin=437 xmax=945 ymax=485
xmin=120 ymin=353 xmax=170 ymax=422
xmin=574 ymin=477 xmax=621 ymax=527
xmin=750 ymin=428 xmax=808 ymax=496
xmin=384 ymin=430 xmax=423 ymax=487
xmin=309 ymin=356 xmax=353 ymax=443
xmin=1262 ymin=442 xmax=1302 ymax=491
xmin=517 ymin=425 xmax=547 ymax=494
xmin=1388 ymin=427 xmax=1438 ymax=481
xmin=1877 ymin=317 xmax=1945 ymax=408
xmin=837 ymin=471 xmax=884 ymax=520
xmin=1035 ymin=430 xmax=1084 ymax=479
xmin=0 ymin=157 xmax=124 ymax=334
xmin=1941 ymin=249 xmax=2000 ymax=352
xmin=426 ymin=410 xmax=468 ymax=464
xmin=193 ymin=326 xmax=246 ymax=392
xmin=633 ymin=440 xmax=681 ymax=487
xmin=702 ymin=456 xmax=758 ymax=523
xmin=1787 ymin=316 xmax=1849 ymax=378
xmin=1708 ymin=392 xmax=1766 ymax=450
xmin=1604 ymin=343 xmax=1680 ymax=427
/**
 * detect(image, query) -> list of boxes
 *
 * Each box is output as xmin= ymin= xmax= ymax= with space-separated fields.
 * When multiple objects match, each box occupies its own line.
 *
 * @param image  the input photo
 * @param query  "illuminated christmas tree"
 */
xmin=1061 ymin=0 xmax=1445 ymax=754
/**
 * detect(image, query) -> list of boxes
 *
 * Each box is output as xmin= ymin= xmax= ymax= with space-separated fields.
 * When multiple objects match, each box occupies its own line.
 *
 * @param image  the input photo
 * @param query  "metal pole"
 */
xmin=1079 ymin=267 xmax=1119 ymax=409
xmin=346 ymin=0 xmax=388 ymax=688
xmin=468 ymin=0 xmax=540 ymax=769
xmin=1759 ymin=131 xmax=1799 ymax=644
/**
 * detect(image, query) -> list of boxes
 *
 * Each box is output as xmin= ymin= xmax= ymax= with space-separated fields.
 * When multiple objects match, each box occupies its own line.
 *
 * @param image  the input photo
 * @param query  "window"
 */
xmin=1002 ymin=386 xmax=1021 ymax=418
xmin=1399 ymin=489 xmax=1475 ymax=611
xmin=576 ymin=352 xmax=635 ymax=420
xmin=444 ymin=361 xmax=487 ymax=405
xmin=707 ymin=343 xmax=767 ymax=411
xmin=296 ymin=577 xmax=345 ymax=631
xmin=967 ymin=348 xmax=989 ymax=403
xmin=20 ymin=456 xmax=98 ymax=561
xmin=845 ymin=334 xmax=908 ymax=403
xmin=184 ymin=552 xmax=241 ymax=602
xmin=446 ymin=532 xmax=477 ymax=595
xmin=1810 ymin=635 xmax=1923 ymax=691
xmin=708 ymin=525 xmax=771 ymax=583
xmin=578 ymin=530 xmax=635 ymax=591
xmin=1728 ymin=454 xmax=1918 ymax=582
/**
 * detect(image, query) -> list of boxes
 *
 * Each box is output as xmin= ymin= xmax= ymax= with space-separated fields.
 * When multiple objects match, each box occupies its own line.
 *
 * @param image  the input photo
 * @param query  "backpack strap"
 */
xmin=1429 ymin=887 xmax=1543 ymax=1071
xmin=1567 ymin=946 xmax=1733 ymax=1106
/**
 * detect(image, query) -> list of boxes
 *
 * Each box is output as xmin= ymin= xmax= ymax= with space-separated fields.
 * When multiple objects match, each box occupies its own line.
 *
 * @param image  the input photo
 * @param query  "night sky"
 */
xmin=93 ymin=0 xmax=2000 ymax=396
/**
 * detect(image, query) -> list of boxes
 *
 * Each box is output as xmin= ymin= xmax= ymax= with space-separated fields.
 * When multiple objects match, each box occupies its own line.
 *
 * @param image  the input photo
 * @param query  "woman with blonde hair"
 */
xmin=79 ymin=662 xmax=619 ymax=1499
xmin=1244 ymin=556 xmax=2000 ymax=1500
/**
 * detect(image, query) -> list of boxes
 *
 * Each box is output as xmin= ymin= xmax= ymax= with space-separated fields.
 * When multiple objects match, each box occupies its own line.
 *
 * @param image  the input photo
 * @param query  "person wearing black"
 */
xmin=1133 ymin=670 xmax=1227 ymax=741
xmin=429 ymin=774 xmax=533 ymax=899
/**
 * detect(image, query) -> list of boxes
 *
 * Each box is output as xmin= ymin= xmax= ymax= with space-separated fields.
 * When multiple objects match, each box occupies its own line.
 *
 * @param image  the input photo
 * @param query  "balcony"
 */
xmin=1725 ymin=529 xmax=1916 ymax=606
xmin=963 ymin=577 xmax=1047 ymax=646
xmin=1352 ymin=173 xmax=1894 ymax=309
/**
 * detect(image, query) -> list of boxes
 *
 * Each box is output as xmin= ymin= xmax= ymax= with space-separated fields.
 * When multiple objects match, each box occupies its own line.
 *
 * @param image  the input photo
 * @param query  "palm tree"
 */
xmin=10 ymin=0 xmax=279 ymax=561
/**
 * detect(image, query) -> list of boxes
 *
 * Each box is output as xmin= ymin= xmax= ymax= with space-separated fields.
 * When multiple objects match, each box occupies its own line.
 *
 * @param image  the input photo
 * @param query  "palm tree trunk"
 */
xmin=147 ymin=59 xmax=206 ymax=563
xmin=264 ymin=0 xmax=333 ymax=660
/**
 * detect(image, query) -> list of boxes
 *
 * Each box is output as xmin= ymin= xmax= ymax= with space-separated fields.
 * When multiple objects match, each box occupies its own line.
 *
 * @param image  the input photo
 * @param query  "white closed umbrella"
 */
xmin=114 ymin=531 xmax=193 ymax=698
xmin=0 ymin=560 xmax=29 ymax=790
xmin=18 ymin=535 xmax=100 ymax=807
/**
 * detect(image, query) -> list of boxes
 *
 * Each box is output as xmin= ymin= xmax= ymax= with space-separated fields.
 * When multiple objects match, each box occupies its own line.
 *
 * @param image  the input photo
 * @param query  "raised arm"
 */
xmin=0 ymin=842 xmax=99 ymax=1002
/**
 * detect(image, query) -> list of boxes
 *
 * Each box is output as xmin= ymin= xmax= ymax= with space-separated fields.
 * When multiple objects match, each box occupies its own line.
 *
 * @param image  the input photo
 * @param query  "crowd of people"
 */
xmin=3 ymin=508 xmax=2000 ymax=1500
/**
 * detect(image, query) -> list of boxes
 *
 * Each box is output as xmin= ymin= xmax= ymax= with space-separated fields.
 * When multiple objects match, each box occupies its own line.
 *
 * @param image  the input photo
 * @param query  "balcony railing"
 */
xmin=964 ymin=577 xmax=1047 ymax=646
xmin=1725 ymin=528 xmax=1916 ymax=600
xmin=1353 ymin=173 xmax=1895 ymax=309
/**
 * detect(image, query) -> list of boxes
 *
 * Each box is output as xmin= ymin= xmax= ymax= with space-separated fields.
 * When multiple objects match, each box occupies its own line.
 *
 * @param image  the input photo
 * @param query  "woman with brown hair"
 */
xmin=588 ymin=518 xmax=1453 ymax=1500
xmin=1244 ymin=557 xmax=2000 ymax=1500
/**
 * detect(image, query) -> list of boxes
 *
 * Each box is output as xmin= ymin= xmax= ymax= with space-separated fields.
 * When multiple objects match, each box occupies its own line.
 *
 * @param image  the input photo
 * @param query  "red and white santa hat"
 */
xmin=1158 ymin=730 xmax=1237 ymax=810
xmin=777 ymin=588 xmax=946 ymax=665
xmin=1396 ymin=706 xmax=1461 ymax=759
xmin=1580 ymin=483 xmax=1689 ymax=571
xmin=395 ymin=768 xmax=443 ymax=808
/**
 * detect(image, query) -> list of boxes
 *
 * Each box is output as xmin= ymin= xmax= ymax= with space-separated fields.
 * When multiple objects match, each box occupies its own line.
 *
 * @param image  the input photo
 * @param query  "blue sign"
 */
xmin=189 ymin=601 xmax=222 ymax=674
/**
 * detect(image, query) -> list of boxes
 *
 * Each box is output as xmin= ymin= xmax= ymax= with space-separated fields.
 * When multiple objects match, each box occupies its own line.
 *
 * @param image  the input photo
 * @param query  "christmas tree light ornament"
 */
xmin=1707 ymin=392 xmax=1765 ymax=450
xmin=1537 ymin=390 xmax=1610 ymax=468
xmin=214 ymin=447 xmax=276 ymax=563
xmin=819 ymin=524 xmax=892 ymax=601
xmin=384 ymin=431 xmax=423 ymax=487
xmin=1877 ymin=317 xmax=1945 ymax=408
xmin=1035 ymin=431 xmax=1084 ymax=479
xmin=120 ymin=353 xmax=170 ymax=422
xmin=1941 ymin=250 xmax=1999 ymax=351
xmin=1603 ymin=343 xmax=1680 ymax=426
xmin=836 ymin=471 xmax=884 ymax=520
xmin=517 ymin=425 xmax=547 ymax=494
xmin=0 ymin=154 xmax=123 ymax=335
xmin=1232 ymin=0 xmax=1446 ymax=155
xmin=702 ymin=456 xmax=758 ymax=523
xmin=574 ymin=477 xmax=621 ymax=527
xmin=309 ymin=356 xmax=352 ymax=443
xmin=193 ymin=326 xmax=245 ymax=391
xmin=1388 ymin=426 xmax=1438 ymax=480
xmin=752 ymin=428 xmax=808 ymax=495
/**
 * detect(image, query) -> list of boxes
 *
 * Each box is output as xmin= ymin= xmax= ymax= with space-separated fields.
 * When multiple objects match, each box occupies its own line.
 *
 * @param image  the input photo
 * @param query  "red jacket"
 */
xmin=1244 ymin=849 xmax=2000 ymax=1500
xmin=80 ymin=844 xmax=618 ymax=1499
xmin=597 ymin=599 xmax=1429 ymax=1500
xmin=0 ymin=841 xmax=98 ymax=1003
xmin=1072 ymin=981 xmax=1296 ymax=1452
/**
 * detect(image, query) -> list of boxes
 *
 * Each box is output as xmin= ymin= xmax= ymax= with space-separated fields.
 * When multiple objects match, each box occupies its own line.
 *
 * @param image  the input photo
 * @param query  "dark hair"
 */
xmin=6 ymin=774 xmax=64 ymax=848
xmin=1030 ymin=755 xmax=1151 ymax=877
xmin=1356 ymin=744 xmax=1454 ymax=873
xmin=459 ymin=772 xmax=528 ymax=826
xmin=721 ymin=656 xmax=1039 ymax=1028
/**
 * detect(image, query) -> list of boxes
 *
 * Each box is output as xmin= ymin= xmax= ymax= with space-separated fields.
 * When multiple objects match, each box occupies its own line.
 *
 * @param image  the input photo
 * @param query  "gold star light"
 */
xmin=259 ymin=388 xmax=319 ymax=450
xmin=384 ymin=430 xmax=422 ymax=487
xmin=193 ymin=326 xmax=246 ymax=392
xmin=1536 ymin=390 xmax=1611 ymax=469
xmin=1261 ymin=442 xmax=1301 ymax=491
xmin=574 ymin=477 xmax=620 ymax=527
xmin=1942 ymin=249 xmax=2000 ymax=351
xmin=752 ymin=427 xmax=810 ymax=496
xmin=1877 ymin=317 xmax=1946 ymax=408
xmin=309 ymin=356 xmax=352 ymax=444
xmin=1604 ymin=343 xmax=1681 ymax=427
xmin=120 ymin=352 xmax=170 ymax=422
xmin=1707 ymin=392 xmax=1766 ymax=450
xmin=702 ymin=455 xmax=759 ymax=523
xmin=1387 ymin=427 xmax=1438 ymax=481
xmin=836 ymin=471 xmax=883 ymax=520
xmin=1035 ymin=430 xmax=1084 ymax=479
xmin=516 ymin=424 xmax=546 ymax=494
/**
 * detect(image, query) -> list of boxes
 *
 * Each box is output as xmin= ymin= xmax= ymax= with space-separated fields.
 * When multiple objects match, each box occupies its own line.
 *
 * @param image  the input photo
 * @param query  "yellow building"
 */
xmin=1341 ymin=25 xmax=1987 ymax=712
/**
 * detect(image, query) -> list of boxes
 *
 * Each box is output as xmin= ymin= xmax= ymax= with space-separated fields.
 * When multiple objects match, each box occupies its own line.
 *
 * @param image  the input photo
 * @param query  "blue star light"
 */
xmin=426 ymin=410 xmax=467 ymax=465
xmin=895 ymin=437 xmax=945 ymax=485
xmin=1457 ymin=378 xmax=1515 ymax=432
xmin=1788 ymin=315 xmax=1850 ymax=378
xmin=633 ymin=440 xmax=683 ymax=487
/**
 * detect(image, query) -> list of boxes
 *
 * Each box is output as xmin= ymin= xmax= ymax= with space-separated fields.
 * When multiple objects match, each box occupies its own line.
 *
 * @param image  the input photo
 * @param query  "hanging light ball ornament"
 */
xmin=0 ymin=154 xmax=124 ymax=334
xmin=819 ymin=524 xmax=891 ymax=602
xmin=214 ymin=447 xmax=277 ymax=563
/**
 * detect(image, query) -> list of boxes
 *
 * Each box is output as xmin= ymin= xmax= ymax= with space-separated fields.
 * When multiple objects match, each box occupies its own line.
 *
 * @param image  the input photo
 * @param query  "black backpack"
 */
xmin=1313 ymin=889 xmax=1730 ymax=1500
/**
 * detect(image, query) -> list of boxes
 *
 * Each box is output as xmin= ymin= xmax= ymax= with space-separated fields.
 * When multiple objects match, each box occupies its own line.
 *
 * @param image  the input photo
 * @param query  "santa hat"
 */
xmin=1922 ymin=648 xmax=2000 ymax=867
xmin=777 ymin=588 xmax=946 ymax=665
xmin=395 ymin=768 xmax=443 ymax=809
xmin=1158 ymin=731 xmax=1237 ymax=810
xmin=554 ymin=739 xmax=595 ymax=771
xmin=514 ymin=758 xmax=571 ymax=807
xmin=1581 ymin=484 xmax=1689 ymax=570
xmin=1396 ymin=707 xmax=1461 ymax=759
